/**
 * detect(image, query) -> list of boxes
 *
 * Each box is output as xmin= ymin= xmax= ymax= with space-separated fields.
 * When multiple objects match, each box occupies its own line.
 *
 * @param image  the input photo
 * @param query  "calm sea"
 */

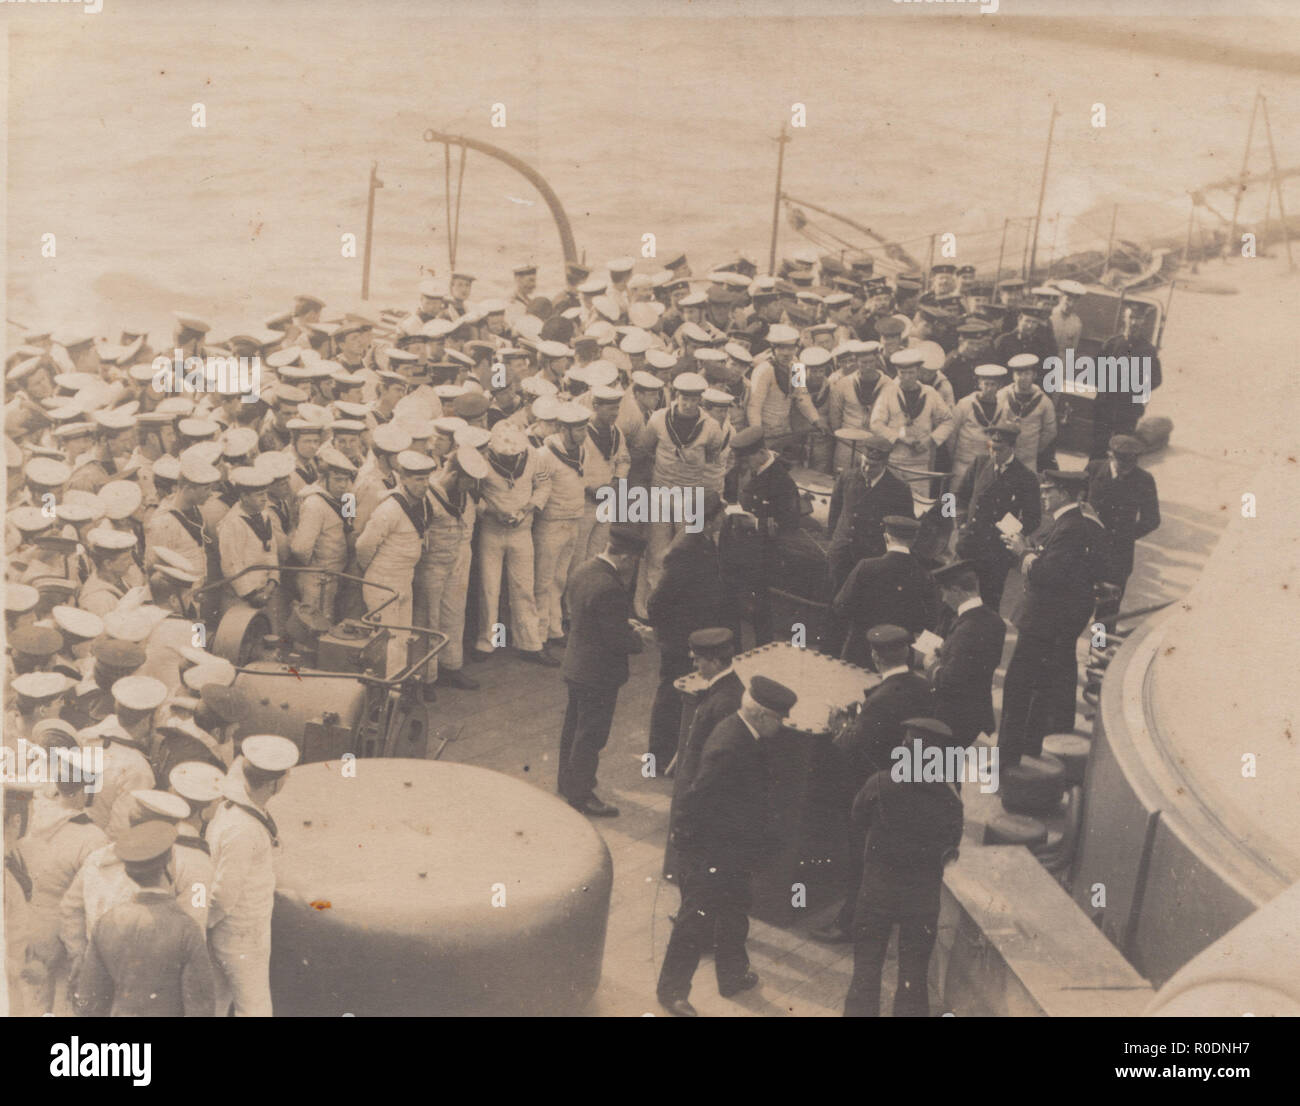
xmin=7 ymin=6 xmax=1300 ymax=337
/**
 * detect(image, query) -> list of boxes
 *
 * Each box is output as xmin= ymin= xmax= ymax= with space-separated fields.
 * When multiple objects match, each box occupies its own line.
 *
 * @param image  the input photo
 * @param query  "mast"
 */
xmin=361 ymin=161 xmax=383 ymax=302
xmin=768 ymin=123 xmax=790 ymax=276
xmin=1028 ymin=100 xmax=1059 ymax=281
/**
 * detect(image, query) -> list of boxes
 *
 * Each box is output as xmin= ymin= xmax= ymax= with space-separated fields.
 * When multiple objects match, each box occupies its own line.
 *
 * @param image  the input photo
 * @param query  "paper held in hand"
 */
xmin=914 ymin=629 xmax=944 ymax=658
xmin=996 ymin=512 xmax=1023 ymax=536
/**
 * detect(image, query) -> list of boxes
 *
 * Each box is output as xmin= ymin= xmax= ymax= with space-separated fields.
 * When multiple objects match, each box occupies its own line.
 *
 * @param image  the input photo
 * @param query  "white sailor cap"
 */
xmin=577 ymin=278 xmax=607 ymax=295
xmin=645 ymin=350 xmax=677 ymax=371
xmin=179 ymin=456 xmax=222 ymax=484
xmin=12 ymin=672 xmax=73 ymax=701
xmin=129 ymin=789 xmax=192 ymax=823
xmin=371 ymin=425 xmax=413 ymax=454
xmin=556 ymin=402 xmax=591 ymax=426
xmin=582 ymin=361 xmax=619 ymax=388
xmin=520 ymin=376 xmax=558 ymax=398
xmin=889 ymin=348 xmax=926 ymax=369
xmin=417 ymin=279 xmax=445 ymax=299
xmin=584 ymin=321 xmax=617 ymax=345
xmin=52 ymin=605 xmax=105 ymax=641
xmin=151 ymin=455 xmax=182 ymax=484
xmin=394 ymin=450 xmax=436 ymax=474
xmin=241 ymin=734 xmax=300 ymax=774
xmin=798 ymin=347 xmax=832 ymax=368
xmin=169 ymin=761 xmax=226 ymax=804
xmin=453 ymin=425 xmax=490 ymax=451
xmin=421 ymin=318 xmax=457 ymax=339
xmin=6 ymin=583 xmax=40 ymax=614
xmin=99 ymin=480 xmax=144 ymax=520
xmin=87 ymin=526 xmax=138 ymax=553
xmin=631 ymin=370 xmax=664 ymax=390
xmin=315 ymin=445 xmax=357 ymax=474
xmin=765 ymin=324 xmax=800 ymax=345
xmin=91 ymin=408 xmax=135 ymax=434
xmin=1054 ymin=279 xmax=1087 ymax=297
xmin=701 ymin=388 xmax=735 ymax=407
xmin=177 ymin=417 xmax=221 ymax=439
xmin=671 ymin=372 xmax=708 ymax=395
xmin=618 ymin=328 xmax=655 ymax=353
xmin=537 ymin=340 xmax=573 ymax=359
xmin=451 ymin=445 xmax=490 ymax=480
xmin=112 ymin=675 xmax=168 ymax=713
xmin=433 ymin=416 xmax=468 ymax=438
xmin=975 ymin=363 xmax=1009 ymax=379
xmin=693 ymin=348 xmax=726 ymax=364
xmin=1008 ymin=353 xmax=1039 ymax=372
xmin=24 ymin=457 xmax=72 ymax=486
xmin=530 ymin=395 xmax=561 ymax=422
xmin=591 ymin=385 xmax=625 ymax=405
xmin=230 ymin=466 xmax=273 ymax=490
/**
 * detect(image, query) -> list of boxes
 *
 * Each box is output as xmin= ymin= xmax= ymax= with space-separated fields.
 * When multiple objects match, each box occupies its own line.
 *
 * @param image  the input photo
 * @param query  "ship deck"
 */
xmin=429 ymin=253 xmax=1296 ymax=1016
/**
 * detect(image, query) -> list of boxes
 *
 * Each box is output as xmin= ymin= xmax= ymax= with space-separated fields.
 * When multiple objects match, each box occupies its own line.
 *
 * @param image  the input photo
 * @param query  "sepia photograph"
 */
xmin=1 ymin=0 xmax=1296 ymax=1059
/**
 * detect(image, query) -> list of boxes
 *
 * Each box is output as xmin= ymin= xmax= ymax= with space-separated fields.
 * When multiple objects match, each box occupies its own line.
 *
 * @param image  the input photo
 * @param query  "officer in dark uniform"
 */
xmin=720 ymin=427 xmax=802 ymax=645
xmin=663 ymin=628 xmax=745 ymax=884
xmin=645 ymin=495 xmax=726 ymax=769
xmin=843 ymin=717 xmax=963 ymax=1017
xmin=953 ymin=423 xmax=1042 ymax=614
xmin=1085 ymin=434 xmax=1160 ymax=604
xmin=942 ymin=319 xmax=998 ymax=403
xmin=813 ymin=625 xmax=938 ymax=944
xmin=826 ymin=433 xmax=914 ymax=595
xmin=999 ymin=469 xmax=1109 ymax=766
xmin=1090 ymin=302 xmax=1163 ymax=457
xmin=833 ymin=516 xmax=940 ymax=668
xmin=995 ymin=304 xmax=1058 ymax=377
xmin=927 ymin=560 xmax=1007 ymax=746
xmin=658 ymin=675 xmax=798 ymax=1017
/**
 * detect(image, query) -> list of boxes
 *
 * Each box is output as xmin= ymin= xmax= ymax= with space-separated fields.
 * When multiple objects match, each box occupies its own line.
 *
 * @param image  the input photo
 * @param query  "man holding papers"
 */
xmin=952 ymin=423 xmax=1041 ymax=615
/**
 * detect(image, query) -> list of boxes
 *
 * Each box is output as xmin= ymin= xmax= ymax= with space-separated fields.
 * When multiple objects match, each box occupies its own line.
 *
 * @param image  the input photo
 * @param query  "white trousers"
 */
xmin=533 ymin=516 xmax=581 ymax=642
xmin=413 ymin=540 xmax=472 ymax=678
xmin=573 ymin=502 xmax=609 ymax=567
xmin=475 ymin=520 xmax=543 ymax=653
xmin=363 ymin=572 xmax=414 ymax=678
xmin=211 ymin=922 xmax=273 ymax=1018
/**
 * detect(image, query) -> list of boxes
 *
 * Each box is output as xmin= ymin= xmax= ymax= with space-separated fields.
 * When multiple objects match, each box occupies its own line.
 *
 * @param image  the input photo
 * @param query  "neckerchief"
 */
xmin=1005 ymin=389 xmax=1041 ymax=419
xmin=854 ymin=372 xmax=882 ymax=410
xmin=101 ymin=452 xmax=118 ymax=477
xmin=175 ymin=834 xmax=211 ymax=855
xmin=488 ymin=451 xmax=526 ymax=488
xmin=240 ymin=508 xmax=274 ymax=552
xmin=269 ymin=497 xmax=293 ymax=534
xmin=665 ymin=408 xmax=704 ymax=459
xmin=295 ymin=455 xmax=318 ymax=485
xmin=170 ymin=507 xmax=210 ymax=548
xmin=898 ymin=386 xmax=926 ymax=423
xmin=222 ymin=798 xmax=279 ymax=846
xmin=218 ymin=484 xmax=240 ymax=507
xmin=586 ymin=423 xmax=620 ymax=462
xmin=312 ymin=490 xmax=354 ymax=534
xmin=426 ymin=482 xmax=464 ymax=520
xmin=381 ymin=471 xmax=397 ymax=490
xmin=372 ymin=408 xmax=393 ymax=425
xmin=391 ymin=490 xmax=430 ymax=536
xmin=973 ymin=395 xmax=998 ymax=428
xmin=548 ymin=440 xmax=584 ymax=477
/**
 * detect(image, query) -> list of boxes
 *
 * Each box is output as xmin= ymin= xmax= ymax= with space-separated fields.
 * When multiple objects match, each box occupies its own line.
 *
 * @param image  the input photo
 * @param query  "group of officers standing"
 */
xmin=4 ymin=246 xmax=1162 ymax=1016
